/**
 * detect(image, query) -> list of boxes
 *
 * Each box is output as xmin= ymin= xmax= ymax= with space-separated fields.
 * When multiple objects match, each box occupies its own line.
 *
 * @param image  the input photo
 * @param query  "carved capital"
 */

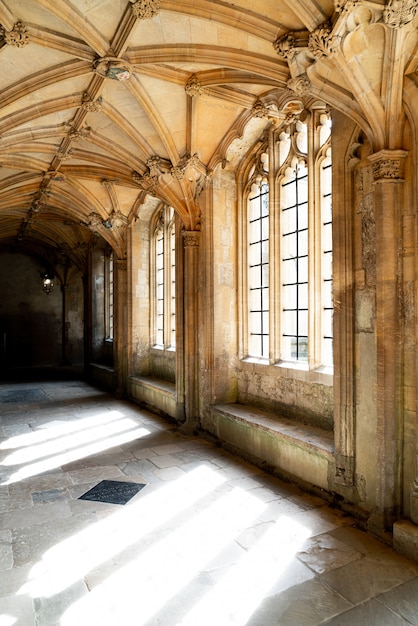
xmin=185 ymin=74 xmax=206 ymax=97
xmin=116 ymin=259 xmax=128 ymax=271
xmin=182 ymin=230 xmax=201 ymax=247
xmin=130 ymin=0 xmax=161 ymax=19
xmin=287 ymin=74 xmax=311 ymax=96
xmin=368 ymin=149 xmax=408 ymax=181
xmin=309 ymin=22 xmax=340 ymax=59
xmin=384 ymin=0 xmax=417 ymax=27
xmin=3 ymin=21 xmax=30 ymax=48
xmin=273 ymin=31 xmax=310 ymax=60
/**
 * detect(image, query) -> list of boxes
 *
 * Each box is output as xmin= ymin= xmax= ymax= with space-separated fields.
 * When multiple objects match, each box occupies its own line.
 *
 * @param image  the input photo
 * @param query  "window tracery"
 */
xmin=243 ymin=107 xmax=333 ymax=370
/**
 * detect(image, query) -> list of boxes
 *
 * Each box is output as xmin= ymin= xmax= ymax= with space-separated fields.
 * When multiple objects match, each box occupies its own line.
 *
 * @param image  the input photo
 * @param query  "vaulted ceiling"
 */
xmin=0 ymin=0 xmax=416 ymax=271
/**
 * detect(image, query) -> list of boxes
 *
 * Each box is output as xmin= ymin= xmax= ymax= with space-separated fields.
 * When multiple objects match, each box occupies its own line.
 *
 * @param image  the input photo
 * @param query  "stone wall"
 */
xmin=0 ymin=251 xmax=83 ymax=368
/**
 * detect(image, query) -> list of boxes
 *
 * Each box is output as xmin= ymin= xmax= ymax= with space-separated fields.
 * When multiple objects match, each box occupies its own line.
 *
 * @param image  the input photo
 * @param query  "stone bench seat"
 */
xmin=208 ymin=403 xmax=335 ymax=492
xmin=128 ymin=375 xmax=178 ymax=420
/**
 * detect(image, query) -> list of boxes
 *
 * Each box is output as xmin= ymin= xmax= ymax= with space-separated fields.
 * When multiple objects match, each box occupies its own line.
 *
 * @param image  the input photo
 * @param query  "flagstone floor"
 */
xmin=1 ymin=372 xmax=418 ymax=625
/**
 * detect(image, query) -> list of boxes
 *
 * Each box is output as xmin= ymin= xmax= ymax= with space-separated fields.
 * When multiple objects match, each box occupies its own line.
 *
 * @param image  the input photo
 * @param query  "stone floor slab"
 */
xmin=246 ymin=577 xmax=353 ymax=626
xmin=377 ymin=577 xmax=418 ymax=625
xmin=320 ymin=552 xmax=418 ymax=605
xmin=320 ymin=597 xmax=410 ymax=625
xmin=297 ymin=532 xmax=363 ymax=574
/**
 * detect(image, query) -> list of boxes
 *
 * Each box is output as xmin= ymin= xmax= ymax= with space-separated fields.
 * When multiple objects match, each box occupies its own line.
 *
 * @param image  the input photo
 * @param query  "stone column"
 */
xmin=368 ymin=149 xmax=408 ymax=532
xmin=181 ymin=229 xmax=200 ymax=432
xmin=331 ymin=116 xmax=357 ymax=495
xmin=114 ymin=258 xmax=128 ymax=396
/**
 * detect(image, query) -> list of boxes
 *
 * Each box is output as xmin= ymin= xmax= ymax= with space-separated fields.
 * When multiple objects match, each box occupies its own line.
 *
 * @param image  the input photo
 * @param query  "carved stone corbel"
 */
xmin=369 ymin=149 xmax=408 ymax=181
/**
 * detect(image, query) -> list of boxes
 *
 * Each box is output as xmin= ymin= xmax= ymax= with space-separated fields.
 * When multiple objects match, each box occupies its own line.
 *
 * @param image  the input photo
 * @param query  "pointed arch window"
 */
xmin=243 ymin=109 xmax=333 ymax=369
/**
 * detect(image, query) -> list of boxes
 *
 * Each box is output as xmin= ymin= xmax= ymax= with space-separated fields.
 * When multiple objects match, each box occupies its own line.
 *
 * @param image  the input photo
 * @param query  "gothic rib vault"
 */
xmin=0 ymin=0 xmax=416 ymax=273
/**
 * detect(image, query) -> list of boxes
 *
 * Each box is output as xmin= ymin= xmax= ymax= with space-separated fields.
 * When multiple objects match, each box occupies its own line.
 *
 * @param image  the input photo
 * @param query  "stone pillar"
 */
xmin=331 ymin=118 xmax=357 ymax=494
xmin=181 ymin=229 xmax=200 ymax=432
xmin=368 ymin=149 xmax=408 ymax=532
xmin=114 ymin=258 xmax=128 ymax=396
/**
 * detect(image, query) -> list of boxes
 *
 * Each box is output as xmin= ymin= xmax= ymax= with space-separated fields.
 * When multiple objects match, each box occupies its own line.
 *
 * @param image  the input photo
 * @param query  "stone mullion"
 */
xmin=181 ymin=230 xmax=200 ymax=431
xmin=368 ymin=149 xmax=408 ymax=531
xmin=269 ymin=126 xmax=279 ymax=364
xmin=307 ymin=112 xmax=319 ymax=369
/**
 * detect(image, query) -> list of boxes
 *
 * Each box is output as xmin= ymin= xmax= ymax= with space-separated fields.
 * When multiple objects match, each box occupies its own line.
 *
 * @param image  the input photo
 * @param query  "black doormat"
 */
xmin=79 ymin=480 xmax=146 ymax=505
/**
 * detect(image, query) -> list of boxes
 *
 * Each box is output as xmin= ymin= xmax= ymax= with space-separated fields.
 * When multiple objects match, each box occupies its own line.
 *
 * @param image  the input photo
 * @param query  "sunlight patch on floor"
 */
xmin=59 ymin=486 xmax=267 ymax=626
xmin=1 ymin=418 xmax=150 ymax=485
xmin=180 ymin=515 xmax=311 ymax=625
xmin=2 ymin=414 xmax=140 ymax=466
xmin=0 ymin=411 xmax=127 ymax=451
xmin=19 ymin=464 xmax=226 ymax=599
